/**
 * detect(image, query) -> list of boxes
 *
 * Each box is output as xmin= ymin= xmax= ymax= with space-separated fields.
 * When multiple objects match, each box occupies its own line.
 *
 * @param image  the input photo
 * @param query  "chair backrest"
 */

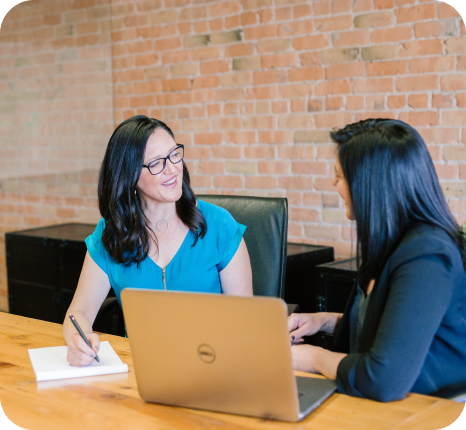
xmin=197 ymin=195 xmax=288 ymax=298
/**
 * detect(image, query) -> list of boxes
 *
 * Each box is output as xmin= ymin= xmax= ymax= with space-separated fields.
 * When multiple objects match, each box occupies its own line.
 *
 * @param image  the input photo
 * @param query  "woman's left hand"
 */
xmin=291 ymin=344 xmax=322 ymax=374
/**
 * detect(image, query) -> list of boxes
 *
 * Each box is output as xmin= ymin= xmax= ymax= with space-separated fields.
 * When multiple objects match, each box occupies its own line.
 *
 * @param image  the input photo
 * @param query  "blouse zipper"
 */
xmin=162 ymin=267 xmax=167 ymax=290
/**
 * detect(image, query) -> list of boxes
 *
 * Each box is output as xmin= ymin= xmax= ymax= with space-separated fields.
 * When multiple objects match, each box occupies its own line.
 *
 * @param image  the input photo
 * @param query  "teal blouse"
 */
xmin=85 ymin=199 xmax=246 ymax=304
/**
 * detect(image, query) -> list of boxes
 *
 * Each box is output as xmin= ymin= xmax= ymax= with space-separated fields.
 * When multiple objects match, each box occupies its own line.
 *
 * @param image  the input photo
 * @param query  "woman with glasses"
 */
xmin=63 ymin=115 xmax=253 ymax=366
xmin=288 ymin=119 xmax=466 ymax=401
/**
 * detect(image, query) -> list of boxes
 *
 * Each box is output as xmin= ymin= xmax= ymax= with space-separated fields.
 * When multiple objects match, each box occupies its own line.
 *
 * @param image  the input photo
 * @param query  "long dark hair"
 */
xmin=98 ymin=115 xmax=207 ymax=266
xmin=330 ymin=118 xmax=465 ymax=290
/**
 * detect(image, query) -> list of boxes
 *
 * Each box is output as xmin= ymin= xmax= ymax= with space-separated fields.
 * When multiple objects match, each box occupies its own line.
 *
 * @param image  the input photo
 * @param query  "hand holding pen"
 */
xmin=68 ymin=314 xmax=100 ymax=365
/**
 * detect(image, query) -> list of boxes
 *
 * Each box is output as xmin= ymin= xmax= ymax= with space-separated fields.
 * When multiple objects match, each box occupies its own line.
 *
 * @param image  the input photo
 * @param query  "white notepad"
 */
xmin=28 ymin=341 xmax=129 ymax=382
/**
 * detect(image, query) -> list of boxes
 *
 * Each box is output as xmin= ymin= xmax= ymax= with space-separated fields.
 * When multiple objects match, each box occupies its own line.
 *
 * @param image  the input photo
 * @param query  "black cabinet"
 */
xmin=310 ymin=258 xmax=358 ymax=350
xmin=5 ymin=223 xmax=121 ymax=336
xmin=284 ymin=243 xmax=334 ymax=313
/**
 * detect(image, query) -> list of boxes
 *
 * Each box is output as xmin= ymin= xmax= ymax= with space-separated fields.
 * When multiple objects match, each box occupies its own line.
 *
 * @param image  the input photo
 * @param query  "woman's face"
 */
xmin=136 ymin=128 xmax=183 ymax=207
xmin=332 ymin=158 xmax=353 ymax=220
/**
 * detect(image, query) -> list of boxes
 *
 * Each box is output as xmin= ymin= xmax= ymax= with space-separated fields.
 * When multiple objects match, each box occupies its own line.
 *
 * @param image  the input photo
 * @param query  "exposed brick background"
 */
xmin=0 ymin=0 xmax=466 ymax=311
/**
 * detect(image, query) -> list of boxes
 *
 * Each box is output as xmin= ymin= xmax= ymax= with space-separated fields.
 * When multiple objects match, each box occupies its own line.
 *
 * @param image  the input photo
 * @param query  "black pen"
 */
xmin=69 ymin=314 xmax=100 ymax=363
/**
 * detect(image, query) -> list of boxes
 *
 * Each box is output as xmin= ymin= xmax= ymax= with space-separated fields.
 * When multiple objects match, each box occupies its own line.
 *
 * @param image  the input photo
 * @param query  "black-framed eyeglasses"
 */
xmin=142 ymin=144 xmax=184 ymax=175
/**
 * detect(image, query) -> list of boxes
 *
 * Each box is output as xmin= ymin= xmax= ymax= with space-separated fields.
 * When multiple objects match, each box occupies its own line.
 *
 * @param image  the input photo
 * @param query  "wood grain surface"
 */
xmin=0 ymin=312 xmax=463 ymax=430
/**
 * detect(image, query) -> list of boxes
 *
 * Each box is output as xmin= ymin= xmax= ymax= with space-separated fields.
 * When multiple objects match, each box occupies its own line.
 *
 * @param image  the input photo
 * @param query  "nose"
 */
xmin=163 ymin=157 xmax=177 ymax=175
xmin=331 ymin=176 xmax=337 ymax=187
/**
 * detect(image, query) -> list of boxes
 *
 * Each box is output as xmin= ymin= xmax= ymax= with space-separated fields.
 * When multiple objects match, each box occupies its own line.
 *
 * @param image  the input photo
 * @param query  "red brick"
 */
xmin=247 ymin=86 xmax=278 ymax=100
xmin=289 ymin=67 xmax=325 ymax=81
xmin=244 ymin=146 xmax=275 ymax=158
xmin=279 ymin=83 xmax=313 ymax=98
xmin=162 ymin=51 xmax=190 ymax=64
xmin=155 ymin=37 xmax=181 ymax=51
xmin=210 ymin=19 xmax=223 ymax=32
xmin=241 ymin=11 xmax=257 ymax=26
xmin=315 ymin=15 xmax=352 ymax=32
xmin=314 ymin=112 xmax=353 ymax=128
xmin=292 ymin=35 xmax=329 ymax=51
xmin=224 ymin=43 xmax=254 ymax=57
xmin=438 ymin=2 xmax=461 ymax=19
xmin=261 ymin=53 xmax=297 ymax=69
xmin=347 ymin=96 xmax=365 ymax=110
xmin=370 ymin=26 xmax=412 ymax=43
xmin=315 ymin=80 xmax=351 ymax=96
xmin=194 ymin=132 xmax=223 ymax=145
xmin=457 ymin=93 xmax=466 ymax=108
xmin=258 ymin=131 xmax=293 ymax=143
xmin=291 ymin=99 xmax=306 ymax=112
xmin=415 ymin=20 xmax=458 ymax=39
xmin=333 ymin=30 xmax=369 ymax=47
xmin=213 ymin=175 xmax=242 ymax=188
xmin=245 ymin=177 xmax=278 ymax=189
xmin=276 ymin=7 xmax=292 ymax=21
xmin=313 ymin=0 xmax=330 ymax=15
xmin=258 ymin=161 xmax=290 ymax=174
xmin=253 ymin=70 xmax=287 ymax=85
xmin=374 ymin=0 xmax=394 ymax=8
xmin=191 ymin=47 xmax=222 ymax=62
xmin=409 ymin=57 xmax=455 ymax=73
xmin=278 ymin=19 xmax=313 ymax=36
xmin=209 ymin=1 xmax=241 ymax=17
xmin=260 ymin=9 xmax=273 ymax=23
xmin=257 ymin=38 xmax=290 ymax=53
xmin=192 ymin=76 xmax=220 ymax=89
xmin=353 ymin=78 xmax=394 ymax=93
xmin=395 ymin=4 xmax=436 ymax=23
xmin=396 ymin=75 xmax=438 ymax=92
xmin=326 ymin=97 xmax=344 ymax=110
xmin=408 ymin=94 xmax=428 ymax=109
xmin=294 ymin=4 xmax=311 ymax=18
xmin=162 ymin=78 xmax=191 ymax=92
xmin=209 ymin=147 xmax=240 ymax=160
xmin=400 ymin=40 xmax=443 ymax=57
xmin=279 ymin=176 xmax=314 ymax=190
xmin=441 ymin=75 xmax=466 ymax=91
xmin=201 ymin=60 xmax=230 ymax=74
xmin=243 ymin=25 xmax=277 ymax=40
xmin=398 ymin=111 xmax=439 ymax=126
xmin=432 ymin=94 xmax=454 ymax=109
xmin=225 ymin=131 xmax=256 ymax=144
xmin=442 ymin=111 xmax=466 ymax=126
xmin=327 ymin=62 xmax=365 ymax=79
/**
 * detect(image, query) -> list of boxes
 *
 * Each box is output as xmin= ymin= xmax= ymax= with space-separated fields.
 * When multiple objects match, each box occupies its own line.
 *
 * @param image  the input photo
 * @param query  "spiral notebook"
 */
xmin=28 ymin=341 xmax=128 ymax=382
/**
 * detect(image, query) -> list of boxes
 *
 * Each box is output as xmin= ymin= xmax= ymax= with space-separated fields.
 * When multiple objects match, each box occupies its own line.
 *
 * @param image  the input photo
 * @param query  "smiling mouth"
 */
xmin=162 ymin=177 xmax=176 ymax=186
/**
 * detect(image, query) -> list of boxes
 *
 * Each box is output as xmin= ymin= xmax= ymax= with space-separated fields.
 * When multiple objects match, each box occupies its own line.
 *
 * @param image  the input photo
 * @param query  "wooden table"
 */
xmin=0 ymin=312 xmax=463 ymax=430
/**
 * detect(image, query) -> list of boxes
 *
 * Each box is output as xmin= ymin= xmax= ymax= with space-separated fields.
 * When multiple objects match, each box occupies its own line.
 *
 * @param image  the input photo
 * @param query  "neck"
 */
xmin=141 ymin=200 xmax=177 ymax=225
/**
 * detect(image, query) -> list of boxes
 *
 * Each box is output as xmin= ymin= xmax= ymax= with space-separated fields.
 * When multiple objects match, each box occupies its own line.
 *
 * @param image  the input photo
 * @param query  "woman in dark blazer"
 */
xmin=288 ymin=119 xmax=466 ymax=401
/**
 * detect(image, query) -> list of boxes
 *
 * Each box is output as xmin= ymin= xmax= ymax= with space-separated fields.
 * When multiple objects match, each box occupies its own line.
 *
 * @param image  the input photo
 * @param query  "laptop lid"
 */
xmin=121 ymin=289 xmax=334 ymax=422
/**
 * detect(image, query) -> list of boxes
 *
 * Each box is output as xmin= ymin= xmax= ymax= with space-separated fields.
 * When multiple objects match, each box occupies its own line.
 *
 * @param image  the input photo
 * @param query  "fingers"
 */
xmin=66 ymin=333 xmax=100 ymax=367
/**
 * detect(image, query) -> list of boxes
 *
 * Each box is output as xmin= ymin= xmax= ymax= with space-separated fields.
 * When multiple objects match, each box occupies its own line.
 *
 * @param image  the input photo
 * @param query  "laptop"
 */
xmin=120 ymin=289 xmax=337 ymax=422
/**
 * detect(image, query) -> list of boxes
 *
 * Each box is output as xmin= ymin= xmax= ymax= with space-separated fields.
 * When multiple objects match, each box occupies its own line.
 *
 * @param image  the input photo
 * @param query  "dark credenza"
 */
xmin=311 ymin=258 xmax=358 ymax=350
xmin=284 ymin=243 xmax=334 ymax=313
xmin=5 ymin=223 xmax=120 ymax=335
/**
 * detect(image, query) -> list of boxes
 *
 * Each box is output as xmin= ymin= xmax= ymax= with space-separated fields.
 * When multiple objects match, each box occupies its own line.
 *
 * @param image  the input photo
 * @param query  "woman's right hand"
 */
xmin=287 ymin=313 xmax=326 ymax=344
xmin=66 ymin=332 xmax=100 ymax=367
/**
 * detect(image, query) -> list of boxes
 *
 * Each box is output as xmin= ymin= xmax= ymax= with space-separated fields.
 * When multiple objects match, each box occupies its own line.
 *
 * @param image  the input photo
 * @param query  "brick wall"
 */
xmin=1 ymin=0 xmax=466 ymax=311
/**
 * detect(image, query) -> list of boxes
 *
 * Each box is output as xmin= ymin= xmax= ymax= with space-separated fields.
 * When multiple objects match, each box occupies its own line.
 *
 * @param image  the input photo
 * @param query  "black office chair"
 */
xmin=95 ymin=195 xmax=298 ymax=335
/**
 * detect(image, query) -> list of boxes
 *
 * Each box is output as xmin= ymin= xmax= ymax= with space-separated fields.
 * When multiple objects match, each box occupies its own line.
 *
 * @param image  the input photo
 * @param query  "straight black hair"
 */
xmin=330 ymin=118 xmax=465 ymax=290
xmin=98 ymin=115 xmax=207 ymax=266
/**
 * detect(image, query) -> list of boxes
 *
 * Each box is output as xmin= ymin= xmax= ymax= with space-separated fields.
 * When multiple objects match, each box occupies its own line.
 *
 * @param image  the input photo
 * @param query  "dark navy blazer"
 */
xmin=334 ymin=223 xmax=466 ymax=401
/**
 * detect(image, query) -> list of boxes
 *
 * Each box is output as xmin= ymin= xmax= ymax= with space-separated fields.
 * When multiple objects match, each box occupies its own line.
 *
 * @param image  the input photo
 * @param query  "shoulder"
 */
xmin=390 ymin=223 xmax=462 ymax=270
xmin=197 ymin=199 xmax=236 ymax=225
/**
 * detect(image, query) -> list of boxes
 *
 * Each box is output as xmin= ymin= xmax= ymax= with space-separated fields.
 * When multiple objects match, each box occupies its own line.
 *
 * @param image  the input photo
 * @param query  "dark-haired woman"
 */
xmin=288 ymin=119 xmax=466 ymax=401
xmin=63 ymin=115 xmax=252 ymax=366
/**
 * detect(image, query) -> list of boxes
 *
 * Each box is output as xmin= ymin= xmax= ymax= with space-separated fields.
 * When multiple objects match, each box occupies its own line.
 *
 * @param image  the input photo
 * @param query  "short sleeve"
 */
xmin=85 ymin=218 xmax=108 ymax=274
xmin=217 ymin=221 xmax=246 ymax=271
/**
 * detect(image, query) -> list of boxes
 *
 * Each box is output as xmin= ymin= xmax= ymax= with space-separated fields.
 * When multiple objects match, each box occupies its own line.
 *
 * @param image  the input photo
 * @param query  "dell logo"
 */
xmin=197 ymin=344 xmax=216 ymax=364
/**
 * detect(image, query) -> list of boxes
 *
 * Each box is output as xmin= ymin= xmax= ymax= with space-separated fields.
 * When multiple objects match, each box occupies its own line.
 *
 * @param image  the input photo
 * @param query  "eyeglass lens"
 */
xmin=148 ymin=146 xmax=184 ymax=175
